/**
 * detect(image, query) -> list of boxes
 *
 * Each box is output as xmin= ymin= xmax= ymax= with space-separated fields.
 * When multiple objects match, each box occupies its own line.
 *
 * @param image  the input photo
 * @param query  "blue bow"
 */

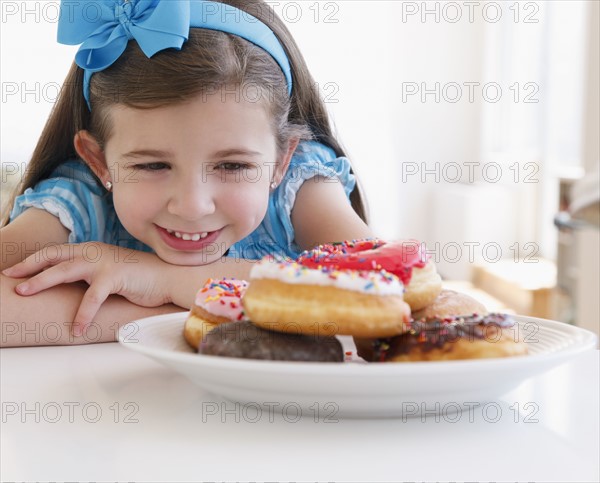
xmin=58 ymin=0 xmax=292 ymax=107
xmin=58 ymin=0 xmax=189 ymax=72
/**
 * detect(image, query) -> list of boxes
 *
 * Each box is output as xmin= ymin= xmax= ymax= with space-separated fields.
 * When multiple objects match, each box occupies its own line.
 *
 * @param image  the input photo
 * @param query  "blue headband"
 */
xmin=57 ymin=0 xmax=293 ymax=108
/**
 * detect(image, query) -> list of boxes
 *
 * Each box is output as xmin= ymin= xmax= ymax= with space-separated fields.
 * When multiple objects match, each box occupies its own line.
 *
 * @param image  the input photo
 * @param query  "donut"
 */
xmin=373 ymin=313 xmax=528 ymax=362
xmin=296 ymin=239 xmax=442 ymax=311
xmin=199 ymin=320 xmax=344 ymax=362
xmin=183 ymin=278 xmax=248 ymax=350
xmin=354 ymin=289 xmax=488 ymax=361
xmin=242 ymin=258 xmax=411 ymax=338
xmin=411 ymin=289 xmax=488 ymax=320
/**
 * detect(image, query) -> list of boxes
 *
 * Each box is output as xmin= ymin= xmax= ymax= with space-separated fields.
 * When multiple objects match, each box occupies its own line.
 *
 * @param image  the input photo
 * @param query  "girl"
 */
xmin=1 ymin=0 xmax=372 ymax=347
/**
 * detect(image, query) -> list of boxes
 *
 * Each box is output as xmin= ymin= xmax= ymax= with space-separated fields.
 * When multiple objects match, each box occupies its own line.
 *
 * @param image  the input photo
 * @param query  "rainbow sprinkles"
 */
xmin=249 ymin=258 xmax=404 ymax=296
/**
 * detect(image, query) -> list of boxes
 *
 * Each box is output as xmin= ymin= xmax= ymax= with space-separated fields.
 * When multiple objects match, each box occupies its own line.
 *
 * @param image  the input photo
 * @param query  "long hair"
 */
xmin=2 ymin=0 xmax=368 ymax=225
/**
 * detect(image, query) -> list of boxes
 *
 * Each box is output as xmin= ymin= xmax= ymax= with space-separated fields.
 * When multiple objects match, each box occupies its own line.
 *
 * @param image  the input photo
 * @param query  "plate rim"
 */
xmin=118 ymin=312 xmax=598 ymax=375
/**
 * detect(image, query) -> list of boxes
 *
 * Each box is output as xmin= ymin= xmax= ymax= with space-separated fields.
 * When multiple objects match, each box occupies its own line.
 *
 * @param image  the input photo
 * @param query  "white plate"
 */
xmin=118 ymin=313 xmax=597 ymax=418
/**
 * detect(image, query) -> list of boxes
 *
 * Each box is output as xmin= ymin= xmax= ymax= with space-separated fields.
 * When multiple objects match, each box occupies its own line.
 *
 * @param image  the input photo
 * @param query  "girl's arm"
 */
xmin=3 ymin=241 xmax=256 ymax=336
xmin=1 ymin=208 xmax=70 ymax=271
xmin=1 ymin=208 xmax=184 ymax=346
xmin=291 ymin=176 xmax=373 ymax=250
xmin=0 ymin=274 xmax=182 ymax=347
xmin=1 ymin=253 xmax=254 ymax=347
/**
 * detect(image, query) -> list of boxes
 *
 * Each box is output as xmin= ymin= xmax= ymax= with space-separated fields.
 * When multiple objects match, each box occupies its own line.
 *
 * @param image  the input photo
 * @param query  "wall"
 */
xmin=288 ymin=1 xmax=487 ymax=246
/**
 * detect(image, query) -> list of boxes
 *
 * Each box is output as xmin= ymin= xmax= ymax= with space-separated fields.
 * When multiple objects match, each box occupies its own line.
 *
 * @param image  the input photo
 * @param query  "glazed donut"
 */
xmin=199 ymin=320 xmax=344 ymax=362
xmin=183 ymin=278 xmax=248 ymax=350
xmin=354 ymin=289 xmax=488 ymax=361
xmin=242 ymin=258 xmax=411 ymax=338
xmin=373 ymin=313 xmax=528 ymax=362
xmin=296 ymin=239 xmax=442 ymax=311
xmin=411 ymin=289 xmax=488 ymax=321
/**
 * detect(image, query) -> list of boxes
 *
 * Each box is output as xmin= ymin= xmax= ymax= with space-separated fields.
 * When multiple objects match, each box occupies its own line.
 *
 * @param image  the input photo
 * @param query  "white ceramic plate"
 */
xmin=118 ymin=313 xmax=597 ymax=418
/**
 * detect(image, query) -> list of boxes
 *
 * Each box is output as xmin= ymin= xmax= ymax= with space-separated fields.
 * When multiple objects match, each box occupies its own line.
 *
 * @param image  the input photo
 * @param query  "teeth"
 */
xmin=166 ymin=229 xmax=210 ymax=241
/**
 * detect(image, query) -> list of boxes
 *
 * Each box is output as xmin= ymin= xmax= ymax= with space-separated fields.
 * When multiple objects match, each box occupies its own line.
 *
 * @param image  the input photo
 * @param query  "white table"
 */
xmin=1 ymin=342 xmax=598 ymax=482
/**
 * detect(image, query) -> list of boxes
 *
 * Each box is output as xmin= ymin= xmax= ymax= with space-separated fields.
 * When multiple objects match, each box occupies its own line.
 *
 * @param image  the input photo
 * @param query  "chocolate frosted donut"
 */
xmin=354 ymin=289 xmax=488 ymax=361
xmin=199 ymin=320 xmax=344 ymax=362
xmin=373 ymin=313 xmax=528 ymax=362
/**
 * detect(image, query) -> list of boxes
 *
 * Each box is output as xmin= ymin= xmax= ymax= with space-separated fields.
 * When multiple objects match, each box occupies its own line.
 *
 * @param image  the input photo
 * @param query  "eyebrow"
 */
xmin=211 ymin=148 xmax=263 ymax=158
xmin=122 ymin=149 xmax=173 ymax=159
xmin=122 ymin=148 xmax=262 ymax=160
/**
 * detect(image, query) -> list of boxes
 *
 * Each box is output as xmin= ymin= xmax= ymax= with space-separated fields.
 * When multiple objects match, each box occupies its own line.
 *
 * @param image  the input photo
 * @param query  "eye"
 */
xmin=217 ymin=162 xmax=251 ymax=171
xmin=133 ymin=162 xmax=170 ymax=171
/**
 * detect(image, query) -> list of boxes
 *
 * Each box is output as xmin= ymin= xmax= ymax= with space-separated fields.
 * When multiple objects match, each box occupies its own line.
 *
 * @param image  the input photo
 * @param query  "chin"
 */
xmin=154 ymin=248 xmax=226 ymax=267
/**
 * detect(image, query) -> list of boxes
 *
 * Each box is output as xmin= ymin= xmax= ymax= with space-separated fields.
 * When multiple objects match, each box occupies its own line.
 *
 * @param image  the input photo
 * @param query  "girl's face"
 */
xmin=101 ymin=93 xmax=285 ymax=265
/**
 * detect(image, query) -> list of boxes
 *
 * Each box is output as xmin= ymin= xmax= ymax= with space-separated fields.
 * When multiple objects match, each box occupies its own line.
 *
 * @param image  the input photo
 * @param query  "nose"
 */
xmin=166 ymin=177 xmax=216 ymax=221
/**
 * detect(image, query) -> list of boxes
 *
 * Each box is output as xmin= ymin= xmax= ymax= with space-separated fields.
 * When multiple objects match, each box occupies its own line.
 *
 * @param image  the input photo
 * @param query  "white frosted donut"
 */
xmin=242 ymin=259 xmax=411 ymax=338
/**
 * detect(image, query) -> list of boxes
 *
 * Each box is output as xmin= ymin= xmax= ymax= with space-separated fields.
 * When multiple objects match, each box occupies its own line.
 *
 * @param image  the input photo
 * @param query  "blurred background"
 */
xmin=1 ymin=1 xmax=599 ymax=334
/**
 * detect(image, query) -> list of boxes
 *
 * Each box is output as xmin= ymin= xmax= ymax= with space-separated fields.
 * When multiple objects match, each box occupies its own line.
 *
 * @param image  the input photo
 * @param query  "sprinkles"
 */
xmin=194 ymin=278 xmax=249 ymax=321
xmin=250 ymin=257 xmax=404 ymax=296
xmin=296 ymin=238 xmax=428 ymax=286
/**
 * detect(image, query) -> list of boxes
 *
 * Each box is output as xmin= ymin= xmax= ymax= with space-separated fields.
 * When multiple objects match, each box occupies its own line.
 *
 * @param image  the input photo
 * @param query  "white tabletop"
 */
xmin=1 ymin=342 xmax=598 ymax=482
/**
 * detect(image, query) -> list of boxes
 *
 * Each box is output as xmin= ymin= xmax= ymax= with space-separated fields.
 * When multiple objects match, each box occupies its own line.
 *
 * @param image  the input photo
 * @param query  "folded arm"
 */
xmin=1 ymin=209 xmax=255 ymax=346
xmin=0 ymin=274 xmax=183 ymax=347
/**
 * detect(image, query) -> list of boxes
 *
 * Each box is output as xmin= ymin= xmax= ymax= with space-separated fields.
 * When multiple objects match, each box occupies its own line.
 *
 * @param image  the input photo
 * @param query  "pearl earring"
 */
xmin=105 ymin=181 xmax=113 ymax=191
xmin=270 ymin=181 xmax=277 ymax=190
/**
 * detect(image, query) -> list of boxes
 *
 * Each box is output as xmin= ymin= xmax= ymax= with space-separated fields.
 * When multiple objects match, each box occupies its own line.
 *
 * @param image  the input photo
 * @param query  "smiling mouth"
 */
xmin=165 ymin=229 xmax=209 ymax=242
xmin=156 ymin=225 xmax=222 ymax=251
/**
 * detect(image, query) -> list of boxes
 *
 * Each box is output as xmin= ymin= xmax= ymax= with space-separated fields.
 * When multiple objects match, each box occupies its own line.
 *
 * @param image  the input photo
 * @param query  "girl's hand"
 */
xmin=2 ymin=243 xmax=175 ymax=336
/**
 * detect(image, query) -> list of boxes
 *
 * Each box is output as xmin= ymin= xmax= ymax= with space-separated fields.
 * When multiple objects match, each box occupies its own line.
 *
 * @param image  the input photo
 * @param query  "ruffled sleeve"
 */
xmin=10 ymin=161 xmax=107 ymax=243
xmin=272 ymin=140 xmax=356 ymax=249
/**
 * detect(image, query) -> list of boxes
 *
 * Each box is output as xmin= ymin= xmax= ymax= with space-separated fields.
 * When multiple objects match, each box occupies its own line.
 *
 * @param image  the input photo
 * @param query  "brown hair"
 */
xmin=2 ymin=0 xmax=367 ymax=225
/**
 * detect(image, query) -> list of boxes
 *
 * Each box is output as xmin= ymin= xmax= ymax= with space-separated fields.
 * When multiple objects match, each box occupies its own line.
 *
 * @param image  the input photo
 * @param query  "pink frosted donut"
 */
xmin=296 ymin=239 xmax=442 ymax=310
xmin=194 ymin=278 xmax=248 ymax=322
xmin=184 ymin=278 xmax=248 ymax=350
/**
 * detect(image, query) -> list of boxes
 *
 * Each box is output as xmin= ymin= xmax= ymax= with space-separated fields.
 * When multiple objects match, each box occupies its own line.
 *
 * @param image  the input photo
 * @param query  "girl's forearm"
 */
xmin=1 ymin=256 xmax=258 ymax=347
xmin=0 ymin=274 xmax=183 ymax=347
xmin=166 ymin=257 xmax=257 ymax=309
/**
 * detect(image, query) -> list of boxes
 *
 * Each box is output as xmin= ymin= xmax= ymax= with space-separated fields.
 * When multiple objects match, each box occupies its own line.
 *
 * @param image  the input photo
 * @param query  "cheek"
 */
xmin=219 ymin=182 xmax=270 ymax=224
xmin=112 ymin=183 xmax=161 ymax=227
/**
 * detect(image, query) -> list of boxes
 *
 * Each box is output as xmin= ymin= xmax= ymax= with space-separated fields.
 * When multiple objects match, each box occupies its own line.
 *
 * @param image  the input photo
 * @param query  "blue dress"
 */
xmin=10 ymin=141 xmax=356 ymax=260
